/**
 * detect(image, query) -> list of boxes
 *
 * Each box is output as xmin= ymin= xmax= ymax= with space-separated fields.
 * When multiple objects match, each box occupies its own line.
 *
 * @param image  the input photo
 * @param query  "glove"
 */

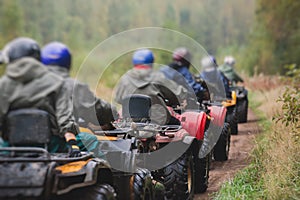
xmin=100 ymin=123 xmax=116 ymax=131
xmin=67 ymin=139 xmax=82 ymax=157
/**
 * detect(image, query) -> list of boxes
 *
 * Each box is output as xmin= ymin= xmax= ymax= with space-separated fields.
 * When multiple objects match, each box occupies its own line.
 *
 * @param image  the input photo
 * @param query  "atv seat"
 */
xmin=4 ymin=109 xmax=51 ymax=147
xmin=122 ymin=94 xmax=152 ymax=122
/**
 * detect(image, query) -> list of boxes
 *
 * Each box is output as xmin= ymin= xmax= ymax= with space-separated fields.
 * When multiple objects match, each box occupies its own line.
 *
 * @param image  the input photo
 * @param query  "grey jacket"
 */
xmin=115 ymin=68 xmax=187 ymax=124
xmin=218 ymin=64 xmax=244 ymax=84
xmin=0 ymin=57 xmax=78 ymax=137
xmin=48 ymin=66 xmax=117 ymax=126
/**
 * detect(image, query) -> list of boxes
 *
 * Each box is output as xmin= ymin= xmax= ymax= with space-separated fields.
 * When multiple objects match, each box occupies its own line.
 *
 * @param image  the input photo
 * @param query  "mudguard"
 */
xmin=0 ymin=162 xmax=50 ymax=198
xmin=208 ymin=106 xmax=227 ymax=127
xmin=176 ymin=111 xmax=207 ymax=140
xmin=53 ymin=158 xmax=111 ymax=195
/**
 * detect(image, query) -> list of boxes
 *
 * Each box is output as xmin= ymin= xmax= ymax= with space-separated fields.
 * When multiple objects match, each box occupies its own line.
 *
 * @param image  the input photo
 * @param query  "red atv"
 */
xmin=95 ymin=94 xmax=211 ymax=200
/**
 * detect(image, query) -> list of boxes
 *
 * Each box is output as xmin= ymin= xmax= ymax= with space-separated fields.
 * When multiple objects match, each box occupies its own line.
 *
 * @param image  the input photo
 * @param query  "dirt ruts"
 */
xmin=195 ymin=109 xmax=260 ymax=200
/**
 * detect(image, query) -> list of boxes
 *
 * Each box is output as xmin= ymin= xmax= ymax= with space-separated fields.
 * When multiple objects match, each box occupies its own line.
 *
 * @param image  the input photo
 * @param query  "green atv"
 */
xmin=0 ymin=109 xmax=153 ymax=200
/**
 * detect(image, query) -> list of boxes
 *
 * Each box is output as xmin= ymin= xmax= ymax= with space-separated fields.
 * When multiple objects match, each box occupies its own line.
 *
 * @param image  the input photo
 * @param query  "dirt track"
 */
xmin=195 ymin=109 xmax=260 ymax=200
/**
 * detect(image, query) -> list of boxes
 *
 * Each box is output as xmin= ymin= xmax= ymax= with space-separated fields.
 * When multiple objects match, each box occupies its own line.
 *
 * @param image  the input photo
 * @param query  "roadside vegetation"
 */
xmin=214 ymin=67 xmax=300 ymax=200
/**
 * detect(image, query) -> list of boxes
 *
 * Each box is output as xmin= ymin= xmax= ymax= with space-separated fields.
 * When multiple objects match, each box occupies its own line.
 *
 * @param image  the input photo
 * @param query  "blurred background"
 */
xmin=1 ymin=0 xmax=299 ymax=78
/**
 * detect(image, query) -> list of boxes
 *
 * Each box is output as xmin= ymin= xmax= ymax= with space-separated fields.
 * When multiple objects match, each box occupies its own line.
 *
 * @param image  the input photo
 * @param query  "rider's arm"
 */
xmin=178 ymin=67 xmax=204 ymax=94
xmin=233 ymin=71 xmax=244 ymax=83
xmin=55 ymin=81 xmax=79 ymax=137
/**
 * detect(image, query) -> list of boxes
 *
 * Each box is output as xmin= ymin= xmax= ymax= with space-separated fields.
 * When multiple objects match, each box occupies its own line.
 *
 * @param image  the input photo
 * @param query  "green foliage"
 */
xmin=275 ymin=88 xmax=300 ymax=127
xmin=214 ymin=164 xmax=265 ymax=200
xmin=0 ymin=0 xmax=23 ymax=43
xmin=215 ymin=75 xmax=300 ymax=199
xmin=242 ymin=0 xmax=300 ymax=75
xmin=273 ymin=64 xmax=300 ymax=142
xmin=0 ymin=0 xmax=255 ymax=77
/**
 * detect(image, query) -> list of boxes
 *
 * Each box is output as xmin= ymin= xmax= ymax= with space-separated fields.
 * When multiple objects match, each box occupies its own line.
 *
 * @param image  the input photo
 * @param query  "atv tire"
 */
xmin=132 ymin=168 xmax=153 ymax=200
xmin=213 ymin=123 xmax=231 ymax=161
xmin=237 ymin=97 xmax=248 ymax=123
xmin=163 ymin=151 xmax=194 ymax=200
xmin=72 ymin=183 xmax=117 ymax=200
xmin=229 ymin=107 xmax=238 ymax=135
xmin=194 ymin=153 xmax=210 ymax=193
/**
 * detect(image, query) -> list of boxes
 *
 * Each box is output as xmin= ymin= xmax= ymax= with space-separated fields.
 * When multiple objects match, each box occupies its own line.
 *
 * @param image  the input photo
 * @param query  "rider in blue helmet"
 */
xmin=41 ymin=42 xmax=118 ymax=157
xmin=132 ymin=48 xmax=154 ymax=67
xmin=115 ymin=48 xmax=187 ymax=125
xmin=41 ymin=42 xmax=71 ymax=70
xmin=41 ymin=41 xmax=117 ymax=126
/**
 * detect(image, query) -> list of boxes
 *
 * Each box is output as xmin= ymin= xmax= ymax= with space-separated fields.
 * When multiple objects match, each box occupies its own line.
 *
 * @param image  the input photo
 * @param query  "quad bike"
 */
xmin=195 ymin=77 xmax=238 ymax=161
xmin=0 ymin=109 xmax=116 ymax=200
xmin=231 ymin=86 xmax=248 ymax=123
xmin=94 ymin=94 xmax=211 ymax=200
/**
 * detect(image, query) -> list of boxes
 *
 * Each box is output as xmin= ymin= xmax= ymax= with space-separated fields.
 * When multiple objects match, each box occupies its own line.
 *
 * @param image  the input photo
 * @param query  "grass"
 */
xmin=214 ymin=74 xmax=300 ymax=200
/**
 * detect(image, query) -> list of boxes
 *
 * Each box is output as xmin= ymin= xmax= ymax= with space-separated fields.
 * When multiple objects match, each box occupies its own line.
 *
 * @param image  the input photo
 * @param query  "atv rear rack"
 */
xmin=0 ymin=147 xmax=92 ymax=163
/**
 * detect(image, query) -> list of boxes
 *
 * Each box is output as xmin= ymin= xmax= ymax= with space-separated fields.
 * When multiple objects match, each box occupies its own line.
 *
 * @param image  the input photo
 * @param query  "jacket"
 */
xmin=0 ymin=57 xmax=78 ymax=137
xmin=218 ymin=64 xmax=244 ymax=84
xmin=47 ymin=65 xmax=117 ymax=126
xmin=164 ymin=62 xmax=205 ymax=95
xmin=114 ymin=67 xmax=187 ymax=124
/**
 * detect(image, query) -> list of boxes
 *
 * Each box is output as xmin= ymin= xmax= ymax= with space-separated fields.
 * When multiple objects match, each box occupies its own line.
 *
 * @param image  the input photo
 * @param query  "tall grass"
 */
xmin=214 ymin=74 xmax=300 ymax=200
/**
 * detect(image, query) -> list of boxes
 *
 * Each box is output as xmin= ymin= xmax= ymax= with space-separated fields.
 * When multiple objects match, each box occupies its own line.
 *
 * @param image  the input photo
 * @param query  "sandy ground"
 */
xmin=195 ymin=109 xmax=260 ymax=200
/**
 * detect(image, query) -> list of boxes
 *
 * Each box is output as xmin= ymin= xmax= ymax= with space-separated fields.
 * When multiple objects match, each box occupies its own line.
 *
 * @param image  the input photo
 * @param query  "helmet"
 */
xmin=132 ymin=49 xmax=154 ymax=66
xmin=41 ymin=42 xmax=71 ymax=70
xmin=172 ymin=47 xmax=191 ymax=62
xmin=201 ymin=55 xmax=217 ymax=68
xmin=2 ymin=37 xmax=40 ymax=63
xmin=224 ymin=56 xmax=235 ymax=66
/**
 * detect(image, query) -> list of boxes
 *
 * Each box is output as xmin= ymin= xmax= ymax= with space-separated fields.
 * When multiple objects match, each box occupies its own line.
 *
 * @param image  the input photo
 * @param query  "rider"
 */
xmin=0 ymin=37 xmax=81 ymax=157
xmin=114 ymin=49 xmax=187 ymax=125
xmin=41 ymin=41 xmax=118 ymax=155
xmin=160 ymin=47 xmax=206 ymax=104
xmin=200 ymin=55 xmax=231 ymax=99
xmin=41 ymin=41 xmax=117 ymax=129
xmin=218 ymin=56 xmax=244 ymax=85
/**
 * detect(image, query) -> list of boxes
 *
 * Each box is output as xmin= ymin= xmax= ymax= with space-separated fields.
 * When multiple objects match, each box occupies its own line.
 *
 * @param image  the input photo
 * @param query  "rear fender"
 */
xmin=208 ymin=106 xmax=227 ymax=127
xmin=53 ymin=158 xmax=111 ymax=195
xmin=176 ymin=111 xmax=207 ymax=140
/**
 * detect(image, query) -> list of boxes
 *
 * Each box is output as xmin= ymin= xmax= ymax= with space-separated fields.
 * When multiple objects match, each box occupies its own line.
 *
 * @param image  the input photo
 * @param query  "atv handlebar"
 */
xmin=94 ymin=122 xmax=182 ymax=138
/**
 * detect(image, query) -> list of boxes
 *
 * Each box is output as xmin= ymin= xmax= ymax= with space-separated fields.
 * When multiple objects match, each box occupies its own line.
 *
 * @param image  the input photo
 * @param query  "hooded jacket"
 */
xmin=218 ymin=63 xmax=244 ymax=84
xmin=114 ymin=68 xmax=187 ymax=124
xmin=0 ymin=57 xmax=78 ymax=137
xmin=47 ymin=65 xmax=117 ymax=126
xmin=169 ymin=62 xmax=205 ymax=93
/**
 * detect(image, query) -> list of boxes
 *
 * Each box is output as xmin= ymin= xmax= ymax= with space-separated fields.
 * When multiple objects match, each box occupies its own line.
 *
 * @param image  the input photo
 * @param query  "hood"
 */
xmin=127 ymin=68 xmax=155 ymax=88
xmin=47 ymin=65 xmax=70 ymax=78
xmin=6 ymin=57 xmax=47 ymax=83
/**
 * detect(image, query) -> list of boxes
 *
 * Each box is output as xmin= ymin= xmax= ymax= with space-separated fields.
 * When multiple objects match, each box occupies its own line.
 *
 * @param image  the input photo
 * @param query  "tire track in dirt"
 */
xmin=195 ymin=109 xmax=260 ymax=200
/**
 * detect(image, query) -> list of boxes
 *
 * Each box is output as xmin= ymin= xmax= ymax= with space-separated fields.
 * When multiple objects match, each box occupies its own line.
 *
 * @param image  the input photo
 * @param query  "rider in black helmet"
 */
xmin=0 ymin=37 xmax=81 ymax=157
